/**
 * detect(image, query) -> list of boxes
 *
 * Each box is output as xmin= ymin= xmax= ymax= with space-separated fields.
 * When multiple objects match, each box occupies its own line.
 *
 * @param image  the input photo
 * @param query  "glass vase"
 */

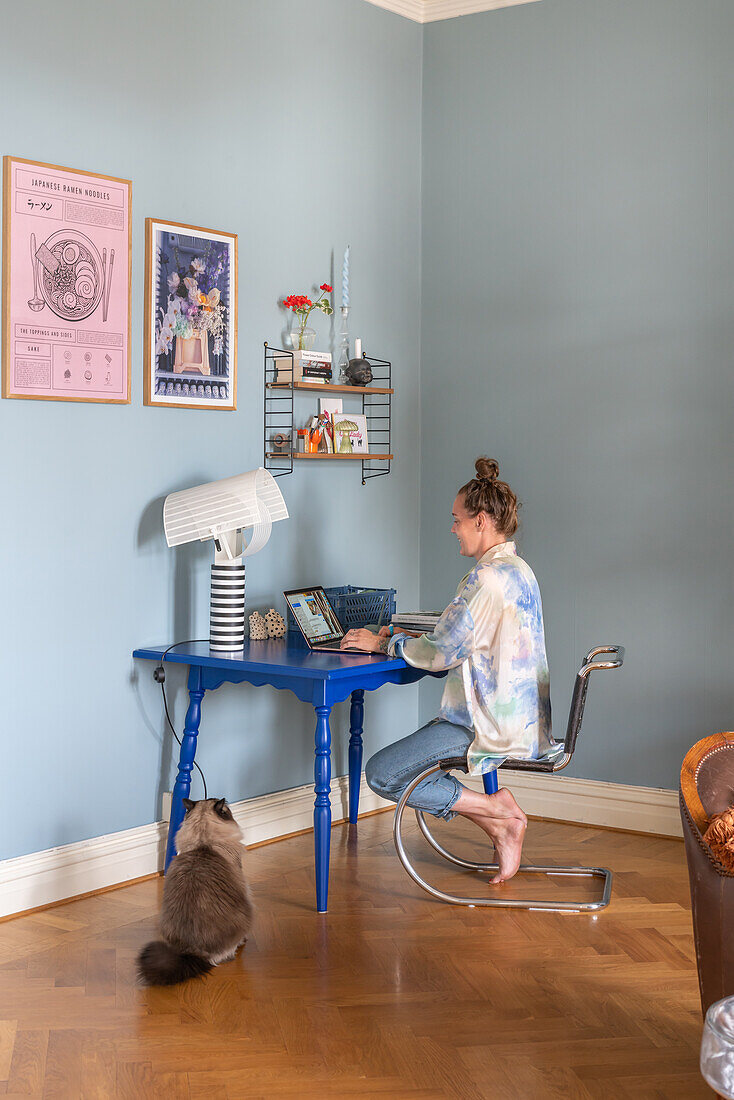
xmin=337 ymin=306 xmax=350 ymax=382
xmin=290 ymin=324 xmax=316 ymax=352
xmin=702 ymin=997 xmax=734 ymax=1098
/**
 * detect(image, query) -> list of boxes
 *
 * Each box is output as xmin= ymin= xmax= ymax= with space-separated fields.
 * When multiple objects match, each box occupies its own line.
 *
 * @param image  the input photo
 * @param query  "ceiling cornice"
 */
xmin=362 ymin=0 xmax=541 ymax=24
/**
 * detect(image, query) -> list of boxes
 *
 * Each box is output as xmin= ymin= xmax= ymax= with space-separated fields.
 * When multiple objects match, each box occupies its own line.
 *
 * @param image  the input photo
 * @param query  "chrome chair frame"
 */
xmin=393 ymin=645 xmax=625 ymax=913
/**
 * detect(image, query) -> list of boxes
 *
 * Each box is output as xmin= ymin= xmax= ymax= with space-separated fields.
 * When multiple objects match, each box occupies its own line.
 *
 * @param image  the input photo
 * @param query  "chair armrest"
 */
xmin=582 ymin=644 xmax=625 ymax=674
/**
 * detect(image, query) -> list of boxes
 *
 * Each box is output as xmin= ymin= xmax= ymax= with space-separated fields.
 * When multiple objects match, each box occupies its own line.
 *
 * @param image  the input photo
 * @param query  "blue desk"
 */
xmin=132 ymin=638 xmax=442 ymax=912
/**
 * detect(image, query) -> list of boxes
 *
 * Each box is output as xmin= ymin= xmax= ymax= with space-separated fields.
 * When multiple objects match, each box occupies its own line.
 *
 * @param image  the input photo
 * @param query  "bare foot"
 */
xmin=457 ymin=787 xmax=528 ymax=883
xmin=487 ymin=814 xmax=527 ymax=883
xmin=487 ymin=787 xmax=527 ymax=821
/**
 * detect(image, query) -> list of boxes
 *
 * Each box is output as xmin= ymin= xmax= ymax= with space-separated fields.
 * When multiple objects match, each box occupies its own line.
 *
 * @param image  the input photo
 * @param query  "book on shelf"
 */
xmin=276 ymin=350 xmax=333 ymax=384
xmin=278 ymin=372 xmax=333 ymax=384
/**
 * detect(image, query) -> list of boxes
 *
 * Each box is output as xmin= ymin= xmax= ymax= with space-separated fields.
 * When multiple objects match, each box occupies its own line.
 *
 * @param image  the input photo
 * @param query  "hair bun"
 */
xmin=475 ymin=456 xmax=499 ymax=483
xmin=459 ymin=456 xmax=518 ymax=536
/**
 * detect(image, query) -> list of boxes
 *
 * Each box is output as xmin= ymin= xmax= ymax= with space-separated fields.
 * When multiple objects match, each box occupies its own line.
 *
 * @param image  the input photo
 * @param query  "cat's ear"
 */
xmin=182 ymin=798 xmax=195 ymax=813
xmin=214 ymin=798 xmax=228 ymax=818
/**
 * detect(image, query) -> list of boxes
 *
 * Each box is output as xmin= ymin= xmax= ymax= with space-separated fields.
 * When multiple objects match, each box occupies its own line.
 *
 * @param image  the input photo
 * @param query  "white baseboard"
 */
xmin=481 ymin=772 xmax=682 ymax=839
xmin=0 ymin=820 xmax=169 ymax=922
xmin=231 ymin=773 xmax=390 ymax=846
xmin=0 ymin=775 xmax=387 ymax=921
xmin=0 ymin=773 xmax=679 ymax=920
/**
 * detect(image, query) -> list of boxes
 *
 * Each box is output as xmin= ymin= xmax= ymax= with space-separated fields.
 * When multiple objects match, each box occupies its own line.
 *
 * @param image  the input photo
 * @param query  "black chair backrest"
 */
xmin=564 ymin=645 xmax=625 ymax=756
xmin=564 ymin=669 xmax=591 ymax=755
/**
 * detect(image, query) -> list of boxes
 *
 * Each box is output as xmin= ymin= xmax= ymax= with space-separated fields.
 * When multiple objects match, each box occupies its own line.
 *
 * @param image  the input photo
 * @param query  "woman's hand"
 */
xmin=340 ymin=629 xmax=388 ymax=653
xmin=377 ymin=626 xmax=392 ymax=639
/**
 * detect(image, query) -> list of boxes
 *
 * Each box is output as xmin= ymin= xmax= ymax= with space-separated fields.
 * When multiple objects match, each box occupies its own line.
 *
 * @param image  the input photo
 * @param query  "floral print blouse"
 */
xmin=389 ymin=541 xmax=555 ymax=775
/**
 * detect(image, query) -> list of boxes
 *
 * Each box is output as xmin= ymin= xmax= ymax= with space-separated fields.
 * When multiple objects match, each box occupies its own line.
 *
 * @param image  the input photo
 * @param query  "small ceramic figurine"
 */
xmin=248 ymin=611 xmax=268 ymax=640
xmin=335 ymin=419 xmax=359 ymax=453
xmin=265 ymin=608 xmax=286 ymax=638
xmin=345 ymin=357 xmax=373 ymax=387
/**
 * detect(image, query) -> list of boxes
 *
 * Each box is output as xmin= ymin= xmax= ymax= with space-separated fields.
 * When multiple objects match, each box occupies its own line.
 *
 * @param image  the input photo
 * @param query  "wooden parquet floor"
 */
xmin=0 ymin=811 xmax=711 ymax=1099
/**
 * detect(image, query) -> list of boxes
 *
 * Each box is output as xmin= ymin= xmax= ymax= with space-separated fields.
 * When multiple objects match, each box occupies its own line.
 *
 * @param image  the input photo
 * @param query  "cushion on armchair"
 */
xmin=704 ymin=807 xmax=734 ymax=871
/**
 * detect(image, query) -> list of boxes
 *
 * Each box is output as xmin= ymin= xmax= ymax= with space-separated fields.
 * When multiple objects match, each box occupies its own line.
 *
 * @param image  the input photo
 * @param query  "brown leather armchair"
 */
xmin=680 ymin=732 xmax=734 ymax=1015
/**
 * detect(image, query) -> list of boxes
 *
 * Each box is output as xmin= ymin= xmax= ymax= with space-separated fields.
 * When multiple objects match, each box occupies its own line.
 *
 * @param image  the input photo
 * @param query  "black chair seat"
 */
xmin=439 ymin=743 xmax=567 ymax=776
xmin=503 ymin=756 xmax=559 ymax=773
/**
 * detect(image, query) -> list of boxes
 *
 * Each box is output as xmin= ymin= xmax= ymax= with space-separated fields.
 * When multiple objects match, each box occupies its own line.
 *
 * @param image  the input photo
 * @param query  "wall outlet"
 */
xmin=162 ymin=791 xmax=172 ymax=822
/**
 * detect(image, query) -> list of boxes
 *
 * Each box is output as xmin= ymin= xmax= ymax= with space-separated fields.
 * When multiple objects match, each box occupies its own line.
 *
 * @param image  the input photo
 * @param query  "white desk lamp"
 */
xmin=163 ymin=468 xmax=289 ymax=651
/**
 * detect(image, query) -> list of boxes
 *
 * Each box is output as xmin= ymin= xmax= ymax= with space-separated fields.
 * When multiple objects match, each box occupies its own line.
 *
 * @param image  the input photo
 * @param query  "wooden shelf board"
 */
xmin=266 ymin=452 xmax=393 ymax=461
xmin=267 ymin=382 xmax=393 ymax=395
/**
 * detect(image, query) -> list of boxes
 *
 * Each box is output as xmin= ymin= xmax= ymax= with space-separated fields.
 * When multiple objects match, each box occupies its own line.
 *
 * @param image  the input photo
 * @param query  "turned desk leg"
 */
xmin=348 ymin=689 xmax=365 ymax=824
xmin=165 ymin=671 xmax=205 ymax=872
xmin=314 ymin=702 xmax=333 ymax=913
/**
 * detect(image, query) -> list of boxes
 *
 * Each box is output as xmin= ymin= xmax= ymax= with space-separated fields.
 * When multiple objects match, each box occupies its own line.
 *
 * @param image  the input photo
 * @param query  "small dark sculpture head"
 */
xmin=345 ymin=357 xmax=373 ymax=386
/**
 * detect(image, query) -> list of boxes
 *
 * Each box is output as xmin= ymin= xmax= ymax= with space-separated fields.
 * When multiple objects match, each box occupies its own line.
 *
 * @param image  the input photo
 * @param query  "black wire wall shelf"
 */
xmin=263 ymin=343 xmax=393 ymax=485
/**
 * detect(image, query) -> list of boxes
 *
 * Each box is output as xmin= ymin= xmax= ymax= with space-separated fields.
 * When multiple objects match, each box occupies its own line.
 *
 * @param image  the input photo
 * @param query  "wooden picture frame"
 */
xmin=2 ymin=155 xmax=131 ymax=404
xmin=144 ymin=218 xmax=237 ymax=410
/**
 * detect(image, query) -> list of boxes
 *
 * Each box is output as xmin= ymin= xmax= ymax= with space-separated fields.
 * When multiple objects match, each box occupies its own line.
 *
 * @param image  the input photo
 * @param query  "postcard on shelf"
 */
xmin=319 ymin=397 xmax=343 ymax=417
xmin=319 ymin=401 xmax=341 ymax=451
xmin=333 ymin=412 xmax=369 ymax=454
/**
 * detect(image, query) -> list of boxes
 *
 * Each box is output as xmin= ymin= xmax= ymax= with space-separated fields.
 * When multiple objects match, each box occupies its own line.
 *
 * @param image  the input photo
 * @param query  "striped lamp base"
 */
xmin=210 ymin=563 xmax=246 ymax=651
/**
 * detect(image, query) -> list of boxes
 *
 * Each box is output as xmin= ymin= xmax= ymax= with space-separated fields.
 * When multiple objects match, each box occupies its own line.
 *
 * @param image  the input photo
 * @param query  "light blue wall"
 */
xmin=1 ymin=0 xmax=423 ymax=860
xmin=6 ymin=0 xmax=731 ymax=861
xmin=420 ymin=0 xmax=734 ymax=789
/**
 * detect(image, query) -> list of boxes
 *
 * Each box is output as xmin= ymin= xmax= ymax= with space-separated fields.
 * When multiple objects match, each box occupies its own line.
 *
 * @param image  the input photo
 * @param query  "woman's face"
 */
xmin=451 ymin=494 xmax=482 ymax=557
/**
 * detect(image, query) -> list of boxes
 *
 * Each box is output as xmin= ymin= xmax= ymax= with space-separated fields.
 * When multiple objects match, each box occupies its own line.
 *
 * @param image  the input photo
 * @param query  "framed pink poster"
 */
xmin=2 ymin=156 xmax=131 ymax=403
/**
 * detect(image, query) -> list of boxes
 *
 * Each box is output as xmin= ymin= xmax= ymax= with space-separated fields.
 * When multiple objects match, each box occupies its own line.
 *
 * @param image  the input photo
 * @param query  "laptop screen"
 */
xmin=284 ymin=588 xmax=343 ymax=645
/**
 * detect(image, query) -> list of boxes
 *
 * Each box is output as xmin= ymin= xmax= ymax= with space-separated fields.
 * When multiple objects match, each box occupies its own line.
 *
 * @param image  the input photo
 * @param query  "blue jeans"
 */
xmin=365 ymin=718 xmax=474 ymax=820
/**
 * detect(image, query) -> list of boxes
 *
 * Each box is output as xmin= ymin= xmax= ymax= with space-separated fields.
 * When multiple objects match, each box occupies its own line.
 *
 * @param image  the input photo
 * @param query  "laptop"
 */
xmin=283 ymin=587 xmax=382 ymax=654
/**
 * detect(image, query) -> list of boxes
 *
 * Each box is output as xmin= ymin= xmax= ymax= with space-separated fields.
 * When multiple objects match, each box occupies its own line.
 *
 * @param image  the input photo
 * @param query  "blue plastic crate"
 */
xmin=286 ymin=585 xmax=396 ymax=634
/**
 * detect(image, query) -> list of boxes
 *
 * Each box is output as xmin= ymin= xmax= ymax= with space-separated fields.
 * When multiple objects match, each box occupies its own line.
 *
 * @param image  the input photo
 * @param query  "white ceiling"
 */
xmin=361 ymin=0 xmax=541 ymax=24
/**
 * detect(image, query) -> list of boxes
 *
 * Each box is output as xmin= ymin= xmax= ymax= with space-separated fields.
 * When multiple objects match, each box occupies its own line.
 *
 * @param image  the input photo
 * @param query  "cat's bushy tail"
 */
xmin=137 ymin=940 xmax=212 ymax=986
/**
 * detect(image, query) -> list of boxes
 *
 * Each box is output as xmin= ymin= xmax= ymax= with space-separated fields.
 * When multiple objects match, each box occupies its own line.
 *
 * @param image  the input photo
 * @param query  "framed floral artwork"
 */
xmin=144 ymin=219 xmax=237 ymax=409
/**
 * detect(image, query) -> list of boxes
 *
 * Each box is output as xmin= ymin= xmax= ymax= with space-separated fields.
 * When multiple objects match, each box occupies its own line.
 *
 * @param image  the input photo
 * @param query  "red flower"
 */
xmin=283 ymin=294 xmax=312 ymax=311
xmin=320 ymin=283 xmax=333 ymax=293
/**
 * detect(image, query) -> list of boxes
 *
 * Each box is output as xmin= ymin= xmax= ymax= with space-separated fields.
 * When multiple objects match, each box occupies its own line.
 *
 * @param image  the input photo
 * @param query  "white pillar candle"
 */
xmin=354 ymin=337 xmax=362 ymax=359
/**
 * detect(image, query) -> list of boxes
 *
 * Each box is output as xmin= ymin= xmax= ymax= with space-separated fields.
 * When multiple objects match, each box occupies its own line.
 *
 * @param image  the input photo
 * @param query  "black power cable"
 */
xmin=154 ymin=640 xmax=209 ymax=799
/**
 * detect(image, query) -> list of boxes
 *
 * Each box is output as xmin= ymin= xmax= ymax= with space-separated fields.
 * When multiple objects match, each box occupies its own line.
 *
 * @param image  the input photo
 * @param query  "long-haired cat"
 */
xmin=137 ymin=797 xmax=253 ymax=986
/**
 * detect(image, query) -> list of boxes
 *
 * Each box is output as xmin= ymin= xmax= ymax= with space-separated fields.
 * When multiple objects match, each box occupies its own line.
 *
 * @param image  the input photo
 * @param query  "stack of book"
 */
xmin=391 ymin=611 xmax=442 ymax=633
xmin=277 ymin=350 xmax=333 ymax=384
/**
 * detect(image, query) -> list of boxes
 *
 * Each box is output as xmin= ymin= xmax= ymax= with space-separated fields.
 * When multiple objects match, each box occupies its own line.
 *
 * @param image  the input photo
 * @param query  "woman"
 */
xmin=340 ymin=457 xmax=554 ymax=882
